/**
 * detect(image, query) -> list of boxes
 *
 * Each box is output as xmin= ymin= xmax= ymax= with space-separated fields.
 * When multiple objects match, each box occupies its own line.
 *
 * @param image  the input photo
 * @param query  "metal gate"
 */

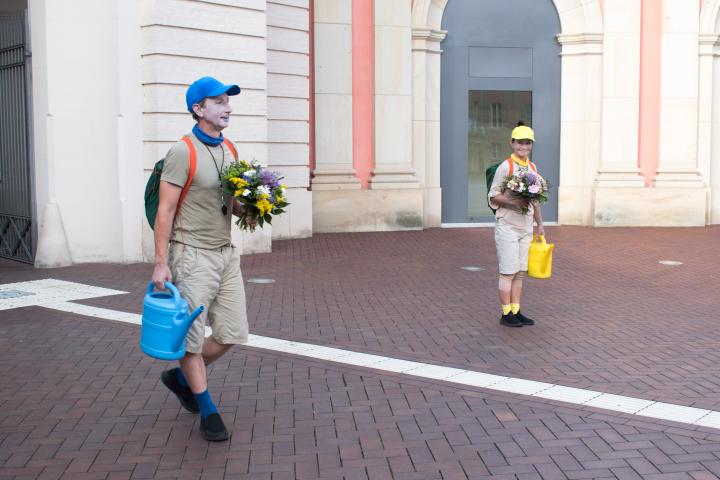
xmin=0 ymin=13 xmax=34 ymax=263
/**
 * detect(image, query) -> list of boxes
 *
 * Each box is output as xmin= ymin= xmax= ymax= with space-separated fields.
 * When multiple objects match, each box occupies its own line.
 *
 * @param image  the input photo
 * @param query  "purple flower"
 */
xmin=258 ymin=169 xmax=280 ymax=188
xmin=524 ymin=171 xmax=539 ymax=184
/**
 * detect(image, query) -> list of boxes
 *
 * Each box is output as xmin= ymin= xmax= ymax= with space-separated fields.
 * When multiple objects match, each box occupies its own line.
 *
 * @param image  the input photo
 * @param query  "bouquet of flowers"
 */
xmin=503 ymin=170 xmax=549 ymax=214
xmin=220 ymin=159 xmax=289 ymax=232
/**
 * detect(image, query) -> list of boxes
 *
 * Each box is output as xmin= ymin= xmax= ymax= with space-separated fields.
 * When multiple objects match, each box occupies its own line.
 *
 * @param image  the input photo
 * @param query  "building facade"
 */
xmin=1 ymin=0 xmax=719 ymax=266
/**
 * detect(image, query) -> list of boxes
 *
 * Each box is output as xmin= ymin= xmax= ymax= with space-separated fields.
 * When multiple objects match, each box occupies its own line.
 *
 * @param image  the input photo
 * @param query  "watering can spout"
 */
xmin=179 ymin=305 xmax=205 ymax=335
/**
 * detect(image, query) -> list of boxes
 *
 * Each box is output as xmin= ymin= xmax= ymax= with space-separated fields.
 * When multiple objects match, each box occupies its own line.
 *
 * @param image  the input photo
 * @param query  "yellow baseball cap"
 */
xmin=511 ymin=125 xmax=535 ymax=142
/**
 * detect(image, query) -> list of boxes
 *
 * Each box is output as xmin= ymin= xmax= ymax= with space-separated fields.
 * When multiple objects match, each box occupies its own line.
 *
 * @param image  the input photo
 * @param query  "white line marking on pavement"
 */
xmin=0 ymin=279 xmax=126 ymax=310
xmin=1 ymin=278 xmax=717 ymax=430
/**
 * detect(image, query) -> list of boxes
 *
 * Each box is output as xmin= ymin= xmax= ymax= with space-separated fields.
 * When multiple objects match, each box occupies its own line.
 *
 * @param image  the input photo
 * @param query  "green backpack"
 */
xmin=485 ymin=157 xmax=536 ymax=214
xmin=144 ymin=136 xmax=197 ymax=229
xmin=144 ymin=136 xmax=238 ymax=229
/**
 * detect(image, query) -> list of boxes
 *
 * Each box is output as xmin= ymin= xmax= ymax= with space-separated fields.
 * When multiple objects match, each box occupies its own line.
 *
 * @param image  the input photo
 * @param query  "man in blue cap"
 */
xmin=152 ymin=76 xmax=255 ymax=441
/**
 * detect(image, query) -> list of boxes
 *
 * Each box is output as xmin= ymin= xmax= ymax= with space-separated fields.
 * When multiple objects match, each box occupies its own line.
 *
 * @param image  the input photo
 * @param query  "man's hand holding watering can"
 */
xmin=152 ymin=262 xmax=173 ymax=291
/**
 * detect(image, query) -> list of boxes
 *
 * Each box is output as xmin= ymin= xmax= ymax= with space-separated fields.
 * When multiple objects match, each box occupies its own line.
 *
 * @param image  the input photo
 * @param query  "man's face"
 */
xmin=197 ymin=93 xmax=232 ymax=131
xmin=511 ymin=139 xmax=533 ymax=158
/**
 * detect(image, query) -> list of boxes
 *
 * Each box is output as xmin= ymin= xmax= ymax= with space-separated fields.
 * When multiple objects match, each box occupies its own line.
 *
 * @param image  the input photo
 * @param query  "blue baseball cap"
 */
xmin=186 ymin=76 xmax=241 ymax=112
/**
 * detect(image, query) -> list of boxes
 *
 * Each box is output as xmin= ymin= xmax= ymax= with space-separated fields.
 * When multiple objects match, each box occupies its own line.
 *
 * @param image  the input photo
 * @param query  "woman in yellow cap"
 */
xmin=487 ymin=121 xmax=545 ymax=327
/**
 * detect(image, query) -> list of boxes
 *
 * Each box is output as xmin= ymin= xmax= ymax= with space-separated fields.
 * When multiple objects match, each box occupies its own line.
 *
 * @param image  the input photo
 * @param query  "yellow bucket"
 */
xmin=528 ymin=234 xmax=554 ymax=279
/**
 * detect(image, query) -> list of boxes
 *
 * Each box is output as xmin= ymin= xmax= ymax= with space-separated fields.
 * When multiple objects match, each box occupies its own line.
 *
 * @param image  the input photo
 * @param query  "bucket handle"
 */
xmin=533 ymin=234 xmax=547 ymax=245
xmin=146 ymin=281 xmax=182 ymax=309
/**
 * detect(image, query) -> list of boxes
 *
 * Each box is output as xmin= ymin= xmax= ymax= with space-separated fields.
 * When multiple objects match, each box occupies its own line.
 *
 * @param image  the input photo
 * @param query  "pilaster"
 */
xmin=311 ymin=0 xmax=359 ymax=190
xmin=556 ymin=33 xmax=603 ymax=226
xmin=370 ymin=0 xmax=418 ymax=189
xmin=412 ymin=27 xmax=445 ymax=227
xmin=699 ymin=33 xmax=720 ymax=223
xmin=655 ymin=0 xmax=704 ymax=189
xmin=595 ymin=0 xmax=643 ymax=187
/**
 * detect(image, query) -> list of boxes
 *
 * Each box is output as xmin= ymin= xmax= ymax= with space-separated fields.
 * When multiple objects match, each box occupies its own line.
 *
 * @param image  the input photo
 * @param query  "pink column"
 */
xmin=638 ymin=0 xmax=662 ymax=186
xmin=352 ymin=0 xmax=374 ymax=189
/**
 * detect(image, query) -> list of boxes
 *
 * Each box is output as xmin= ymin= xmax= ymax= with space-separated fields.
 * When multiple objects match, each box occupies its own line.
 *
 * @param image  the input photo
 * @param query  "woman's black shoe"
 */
xmin=500 ymin=312 xmax=522 ymax=327
xmin=515 ymin=311 xmax=535 ymax=325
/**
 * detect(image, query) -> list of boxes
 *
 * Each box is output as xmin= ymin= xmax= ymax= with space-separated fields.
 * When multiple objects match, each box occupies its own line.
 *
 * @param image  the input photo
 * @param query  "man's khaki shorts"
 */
xmin=495 ymin=222 xmax=533 ymax=275
xmin=168 ymin=242 xmax=249 ymax=353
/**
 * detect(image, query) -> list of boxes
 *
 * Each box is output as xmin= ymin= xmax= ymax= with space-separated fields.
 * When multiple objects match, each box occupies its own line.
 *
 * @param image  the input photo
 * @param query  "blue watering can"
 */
xmin=140 ymin=281 xmax=204 ymax=360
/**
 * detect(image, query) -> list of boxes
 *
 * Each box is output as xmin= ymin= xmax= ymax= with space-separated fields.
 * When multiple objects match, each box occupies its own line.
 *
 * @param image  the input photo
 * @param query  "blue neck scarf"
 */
xmin=192 ymin=124 xmax=223 ymax=146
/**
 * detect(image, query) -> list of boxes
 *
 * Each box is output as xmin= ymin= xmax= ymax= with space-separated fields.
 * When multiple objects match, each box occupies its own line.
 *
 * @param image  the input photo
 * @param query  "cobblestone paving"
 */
xmin=2 ymin=226 xmax=720 ymax=479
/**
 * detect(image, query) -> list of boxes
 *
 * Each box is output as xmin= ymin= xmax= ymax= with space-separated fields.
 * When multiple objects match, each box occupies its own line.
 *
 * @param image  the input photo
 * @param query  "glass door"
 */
xmin=467 ymin=90 xmax=532 ymax=221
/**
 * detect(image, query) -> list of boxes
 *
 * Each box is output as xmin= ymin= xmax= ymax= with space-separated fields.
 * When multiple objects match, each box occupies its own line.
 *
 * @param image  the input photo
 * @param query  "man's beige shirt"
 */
xmin=161 ymin=133 xmax=234 ymax=249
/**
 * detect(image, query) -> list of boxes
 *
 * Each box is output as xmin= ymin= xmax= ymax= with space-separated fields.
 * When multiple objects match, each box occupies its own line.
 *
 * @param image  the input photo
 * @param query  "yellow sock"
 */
xmin=502 ymin=304 xmax=512 ymax=315
xmin=511 ymin=303 xmax=520 ymax=314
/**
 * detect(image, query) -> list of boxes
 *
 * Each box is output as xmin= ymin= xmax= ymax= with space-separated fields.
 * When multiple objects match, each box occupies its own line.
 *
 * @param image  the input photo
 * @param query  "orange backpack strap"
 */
xmin=223 ymin=138 xmax=238 ymax=160
xmin=178 ymin=136 xmax=197 ymax=213
xmin=529 ymin=161 xmax=537 ymax=172
xmin=506 ymin=157 xmax=514 ymax=176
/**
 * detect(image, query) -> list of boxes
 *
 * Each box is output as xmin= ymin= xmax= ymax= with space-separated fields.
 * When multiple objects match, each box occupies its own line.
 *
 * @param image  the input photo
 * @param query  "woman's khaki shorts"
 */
xmin=169 ymin=242 xmax=249 ymax=353
xmin=495 ymin=222 xmax=533 ymax=275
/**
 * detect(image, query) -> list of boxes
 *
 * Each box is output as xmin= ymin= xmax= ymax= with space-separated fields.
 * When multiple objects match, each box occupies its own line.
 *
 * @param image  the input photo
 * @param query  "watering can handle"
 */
xmin=146 ymin=281 xmax=183 ymax=309
xmin=534 ymin=234 xmax=547 ymax=244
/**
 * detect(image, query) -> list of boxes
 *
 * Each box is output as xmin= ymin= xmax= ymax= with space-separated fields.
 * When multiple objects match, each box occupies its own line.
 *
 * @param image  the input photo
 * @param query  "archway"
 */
xmin=411 ymin=0 xmax=604 ymax=226
xmin=439 ymin=0 xmax=561 ymax=223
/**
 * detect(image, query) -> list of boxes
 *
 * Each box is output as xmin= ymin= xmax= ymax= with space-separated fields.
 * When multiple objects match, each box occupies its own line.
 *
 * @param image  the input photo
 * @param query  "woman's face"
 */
xmin=511 ymin=139 xmax=533 ymax=158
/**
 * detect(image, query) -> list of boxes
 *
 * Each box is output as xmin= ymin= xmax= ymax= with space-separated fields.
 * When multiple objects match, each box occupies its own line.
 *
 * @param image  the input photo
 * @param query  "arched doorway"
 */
xmin=439 ymin=0 xmax=561 ymax=224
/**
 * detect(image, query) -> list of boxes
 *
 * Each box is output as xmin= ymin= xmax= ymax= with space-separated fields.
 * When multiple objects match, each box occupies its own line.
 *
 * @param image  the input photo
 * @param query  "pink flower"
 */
xmin=528 ymin=184 xmax=540 ymax=194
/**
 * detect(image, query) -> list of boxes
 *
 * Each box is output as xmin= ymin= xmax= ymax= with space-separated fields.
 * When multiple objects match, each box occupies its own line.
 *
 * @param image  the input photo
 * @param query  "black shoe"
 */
xmin=200 ymin=413 xmax=229 ymax=442
xmin=515 ymin=311 xmax=535 ymax=326
xmin=161 ymin=368 xmax=200 ymax=414
xmin=500 ymin=312 xmax=523 ymax=327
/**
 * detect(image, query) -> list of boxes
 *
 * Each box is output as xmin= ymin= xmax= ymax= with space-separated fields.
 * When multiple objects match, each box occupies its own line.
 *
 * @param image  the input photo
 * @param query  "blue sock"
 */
xmin=176 ymin=367 xmax=188 ymax=387
xmin=194 ymin=389 xmax=218 ymax=418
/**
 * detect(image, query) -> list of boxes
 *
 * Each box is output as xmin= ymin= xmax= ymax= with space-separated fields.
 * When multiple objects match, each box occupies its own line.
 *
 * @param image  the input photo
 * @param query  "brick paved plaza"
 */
xmin=2 ymin=226 xmax=720 ymax=479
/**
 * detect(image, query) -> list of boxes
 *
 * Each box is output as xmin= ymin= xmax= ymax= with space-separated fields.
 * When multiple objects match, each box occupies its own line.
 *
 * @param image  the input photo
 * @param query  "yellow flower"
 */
xmin=256 ymin=199 xmax=274 ymax=216
xmin=230 ymin=177 xmax=248 ymax=188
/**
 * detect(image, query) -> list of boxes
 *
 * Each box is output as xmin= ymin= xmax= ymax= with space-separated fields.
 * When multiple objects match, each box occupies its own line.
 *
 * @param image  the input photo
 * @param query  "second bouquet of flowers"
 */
xmin=503 ymin=169 xmax=549 ymax=214
xmin=220 ymin=159 xmax=289 ymax=232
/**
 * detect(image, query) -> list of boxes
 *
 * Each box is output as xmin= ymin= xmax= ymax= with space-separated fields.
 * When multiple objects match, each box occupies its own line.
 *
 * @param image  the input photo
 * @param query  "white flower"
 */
xmin=243 ymin=170 xmax=256 ymax=178
xmin=242 ymin=189 xmax=251 ymax=197
xmin=257 ymin=185 xmax=270 ymax=195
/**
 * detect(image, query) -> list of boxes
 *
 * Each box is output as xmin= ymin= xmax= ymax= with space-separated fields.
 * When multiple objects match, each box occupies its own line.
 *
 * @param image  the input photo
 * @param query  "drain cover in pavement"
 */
xmin=461 ymin=266 xmax=485 ymax=272
xmin=247 ymin=278 xmax=275 ymax=284
xmin=658 ymin=260 xmax=683 ymax=266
